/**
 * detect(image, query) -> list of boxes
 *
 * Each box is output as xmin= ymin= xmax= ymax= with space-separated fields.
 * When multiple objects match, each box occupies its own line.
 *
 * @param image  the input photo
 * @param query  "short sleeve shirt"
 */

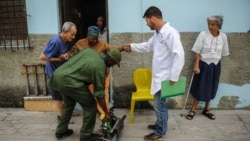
xmin=192 ymin=30 xmax=229 ymax=65
xmin=43 ymin=34 xmax=70 ymax=77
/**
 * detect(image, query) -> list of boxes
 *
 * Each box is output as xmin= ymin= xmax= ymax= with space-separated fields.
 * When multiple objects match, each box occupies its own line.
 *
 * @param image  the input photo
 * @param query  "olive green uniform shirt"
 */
xmin=49 ymin=48 xmax=106 ymax=99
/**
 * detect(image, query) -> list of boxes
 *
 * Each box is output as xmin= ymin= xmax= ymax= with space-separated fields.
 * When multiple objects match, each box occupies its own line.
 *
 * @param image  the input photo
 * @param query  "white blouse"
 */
xmin=99 ymin=26 xmax=108 ymax=42
xmin=192 ymin=30 xmax=229 ymax=65
xmin=131 ymin=22 xmax=185 ymax=95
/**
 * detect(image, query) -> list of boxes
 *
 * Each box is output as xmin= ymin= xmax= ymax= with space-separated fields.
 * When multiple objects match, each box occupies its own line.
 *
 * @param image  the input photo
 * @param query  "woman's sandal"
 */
xmin=186 ymin=111 xmax=195 ymax=120
xmin=202 ymin=109 xmax=215 ymax=120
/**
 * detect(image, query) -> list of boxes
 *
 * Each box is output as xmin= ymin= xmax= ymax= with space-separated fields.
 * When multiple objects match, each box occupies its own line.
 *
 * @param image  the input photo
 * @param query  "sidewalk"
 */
xmin=0 ymin=108 xmax=249 ymax=141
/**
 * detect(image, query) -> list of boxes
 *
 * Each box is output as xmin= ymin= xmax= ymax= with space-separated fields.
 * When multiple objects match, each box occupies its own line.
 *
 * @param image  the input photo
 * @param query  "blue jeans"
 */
xmin=153 ymin=91 xmax=168 ymax=136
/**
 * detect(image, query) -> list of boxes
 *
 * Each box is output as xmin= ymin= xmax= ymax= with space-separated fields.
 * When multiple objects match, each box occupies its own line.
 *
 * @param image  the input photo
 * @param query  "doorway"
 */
xmin=59 ymin=0 xmax=107 ymax=42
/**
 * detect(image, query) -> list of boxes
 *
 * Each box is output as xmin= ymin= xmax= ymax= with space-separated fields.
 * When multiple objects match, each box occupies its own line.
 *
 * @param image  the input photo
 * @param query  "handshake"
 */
xmin=121 ymin=44 xmax=132 ymax=52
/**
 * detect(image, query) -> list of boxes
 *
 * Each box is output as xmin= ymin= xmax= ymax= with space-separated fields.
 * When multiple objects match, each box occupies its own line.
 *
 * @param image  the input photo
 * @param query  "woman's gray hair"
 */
xmin=62 ymin=22 xmax=76 ymax=32
xmin=207 ymin=15 xmax=223 ymax=29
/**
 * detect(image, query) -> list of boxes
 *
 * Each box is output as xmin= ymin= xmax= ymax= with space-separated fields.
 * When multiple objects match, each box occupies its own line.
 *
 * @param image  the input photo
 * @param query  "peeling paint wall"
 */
xmin=0 ymin=35 xmax=52 ymax=107
xmin=109 ymin=32 xmax=250 ymax=109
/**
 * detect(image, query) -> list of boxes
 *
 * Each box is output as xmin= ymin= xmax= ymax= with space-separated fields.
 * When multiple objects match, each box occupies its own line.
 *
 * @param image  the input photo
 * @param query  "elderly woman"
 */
xmin=186 ymin=15 xmax=229 ymax=120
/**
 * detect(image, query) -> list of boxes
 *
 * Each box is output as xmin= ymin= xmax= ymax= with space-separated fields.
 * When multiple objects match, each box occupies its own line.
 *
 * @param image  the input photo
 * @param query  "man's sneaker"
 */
xmin=55 ymin=129 xmax=73 ymax=138
xmin=144 ymin=132 xmax=164 ymax=141
xmin=147 ymin=124 xmax=156 ymax=130
xmin=80 ymin=133 xmax=99 ymax=141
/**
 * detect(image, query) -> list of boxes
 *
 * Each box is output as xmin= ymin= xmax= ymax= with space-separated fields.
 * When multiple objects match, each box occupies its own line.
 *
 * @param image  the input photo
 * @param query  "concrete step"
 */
xmin=23 ymin=96 xmax=56 ymax=112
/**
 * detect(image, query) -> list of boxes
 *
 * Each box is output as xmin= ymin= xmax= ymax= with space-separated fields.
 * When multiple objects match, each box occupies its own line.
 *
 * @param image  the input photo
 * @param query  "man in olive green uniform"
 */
xmin=49 ymin=48 xmax=121 ymax=141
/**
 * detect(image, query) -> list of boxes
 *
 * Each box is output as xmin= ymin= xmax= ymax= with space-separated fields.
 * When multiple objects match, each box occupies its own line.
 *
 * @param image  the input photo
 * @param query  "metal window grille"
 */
xmin=0 ymin=0 xmax=31 ymax=51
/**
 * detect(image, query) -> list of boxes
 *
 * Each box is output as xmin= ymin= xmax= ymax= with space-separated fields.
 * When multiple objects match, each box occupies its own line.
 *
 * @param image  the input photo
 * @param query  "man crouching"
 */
xmin=49 ymin=48 xmax=121 ymax=141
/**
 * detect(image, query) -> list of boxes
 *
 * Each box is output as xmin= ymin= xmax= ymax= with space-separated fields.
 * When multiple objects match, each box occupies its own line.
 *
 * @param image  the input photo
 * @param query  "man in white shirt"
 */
xmin=123 ymin=6 xmax=185 ymax=141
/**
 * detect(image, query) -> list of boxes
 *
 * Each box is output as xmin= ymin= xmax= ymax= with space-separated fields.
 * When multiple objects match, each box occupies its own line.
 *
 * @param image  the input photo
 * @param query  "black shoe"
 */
xmin=144 ymin=132 xmax=164 ymax=141
xmin=80 ymin=133 xmax=99 ymax=141
xmin=55 ymin=129 xmax=73 ymax=138
xmin=147 ymin=124 xmax=156 ymax=130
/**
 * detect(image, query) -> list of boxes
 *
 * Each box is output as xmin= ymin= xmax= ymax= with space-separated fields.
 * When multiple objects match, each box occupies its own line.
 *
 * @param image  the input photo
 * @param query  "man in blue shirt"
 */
xmin=39 ymin=22 xmax=77 ymax=119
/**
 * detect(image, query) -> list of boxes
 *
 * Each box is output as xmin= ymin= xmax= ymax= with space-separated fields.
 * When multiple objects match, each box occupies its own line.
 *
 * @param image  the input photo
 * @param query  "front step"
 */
xmin=23 ymin=96 xmax=56 ymax=112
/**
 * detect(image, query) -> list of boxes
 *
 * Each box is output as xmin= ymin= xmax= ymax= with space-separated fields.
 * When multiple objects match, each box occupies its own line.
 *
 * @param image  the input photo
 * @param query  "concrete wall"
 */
xmin=1 ymin=33 xmax=249 ymax=109
xmin=109 ymin=32 xmax=250 ymax=109
xmin=0 ymin=35 xmax=51 ymax=107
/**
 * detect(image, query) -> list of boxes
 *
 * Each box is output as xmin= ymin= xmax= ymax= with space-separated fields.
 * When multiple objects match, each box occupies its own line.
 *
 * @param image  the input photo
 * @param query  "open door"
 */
xmin=59 ymin=0 xmax=107 ymax=42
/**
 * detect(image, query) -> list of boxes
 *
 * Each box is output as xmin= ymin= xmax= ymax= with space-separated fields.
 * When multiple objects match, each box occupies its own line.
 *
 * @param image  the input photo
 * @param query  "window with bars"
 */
xmin=0 ymin=0 xmax=31 ymax=51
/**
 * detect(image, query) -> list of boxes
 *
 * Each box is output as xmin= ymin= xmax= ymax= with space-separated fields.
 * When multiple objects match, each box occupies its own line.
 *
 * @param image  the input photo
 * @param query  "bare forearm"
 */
xmin=39 ymin=53 xmax=68 ymax=62
xmin=193 ymin=53 xmax=201 ymax=74
xmin=96 ymin=98 xmax=109 ymax=113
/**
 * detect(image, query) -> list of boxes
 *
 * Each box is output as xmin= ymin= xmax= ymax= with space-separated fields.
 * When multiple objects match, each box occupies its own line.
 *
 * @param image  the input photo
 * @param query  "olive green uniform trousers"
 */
xmin=56 ymin=86 xmax=97 ymax=138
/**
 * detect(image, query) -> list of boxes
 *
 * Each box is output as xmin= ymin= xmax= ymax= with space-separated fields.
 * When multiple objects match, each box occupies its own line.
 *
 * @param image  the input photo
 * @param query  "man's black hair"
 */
xmin=143 ymin=6 xmax=162 ymax=19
